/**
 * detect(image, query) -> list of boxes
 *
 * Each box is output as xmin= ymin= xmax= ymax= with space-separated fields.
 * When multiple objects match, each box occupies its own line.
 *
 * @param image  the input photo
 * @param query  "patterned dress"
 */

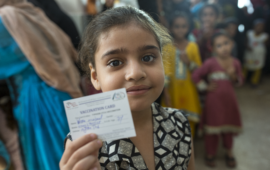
xmin=67 ymin=103 xmax=192 ymax=170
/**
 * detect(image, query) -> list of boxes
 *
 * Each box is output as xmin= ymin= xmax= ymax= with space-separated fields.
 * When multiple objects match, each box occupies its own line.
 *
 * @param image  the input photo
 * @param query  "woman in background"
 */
xmin=193 ymin=3 xmax=220 ymax=62
xmin=0 ymin=0 xmax=82 ymax=169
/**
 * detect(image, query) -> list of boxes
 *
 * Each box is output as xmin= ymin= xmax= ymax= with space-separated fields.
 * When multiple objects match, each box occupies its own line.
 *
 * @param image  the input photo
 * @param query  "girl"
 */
xmin=60 ymin=7 xmax=195 ymax=170
xmin=193 ymin=3 xmax=220 ymax=62
xmin=163 ymin=13 xmax=202 ymax=137
xmin=0 ymin=0 xmax=82 ymax=169
xmin=244 ymin=19 xmax=268 ymax=86
xmin=192 ymin=31 xmax=243 ymax=168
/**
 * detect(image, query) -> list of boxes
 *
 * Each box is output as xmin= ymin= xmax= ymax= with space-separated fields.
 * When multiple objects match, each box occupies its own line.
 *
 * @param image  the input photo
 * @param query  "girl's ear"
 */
xmin=89 ymin=63 xmax=101 ymax=91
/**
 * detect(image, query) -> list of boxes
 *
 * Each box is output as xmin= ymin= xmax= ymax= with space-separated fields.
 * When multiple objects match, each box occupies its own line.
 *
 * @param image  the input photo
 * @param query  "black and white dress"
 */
xmin=66 ymin=103 xmax=192 ymax=170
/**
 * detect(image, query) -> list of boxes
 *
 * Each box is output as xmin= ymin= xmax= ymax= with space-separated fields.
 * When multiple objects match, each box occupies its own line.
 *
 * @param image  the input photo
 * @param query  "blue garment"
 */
xmin=191 ymin=2 xmax=205 ymax=18
xmin=0 ymin=17 xmax=70 ymax=170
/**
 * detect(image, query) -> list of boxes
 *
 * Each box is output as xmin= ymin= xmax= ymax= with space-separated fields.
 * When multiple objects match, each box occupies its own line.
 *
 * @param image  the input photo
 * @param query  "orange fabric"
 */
xmin=0 ymin=0 xmax=82 ymax=98
xmin=87 ymin=0 xmax=97 ymax=15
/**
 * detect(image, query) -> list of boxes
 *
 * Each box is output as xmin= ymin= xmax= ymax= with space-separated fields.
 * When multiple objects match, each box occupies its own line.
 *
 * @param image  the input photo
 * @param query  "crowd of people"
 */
xmin=0 ymin=0 xmax=269 ymax=170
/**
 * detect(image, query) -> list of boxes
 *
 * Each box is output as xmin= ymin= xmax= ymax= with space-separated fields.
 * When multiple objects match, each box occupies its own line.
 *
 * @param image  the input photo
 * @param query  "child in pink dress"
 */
xmin=192 ymin=31 xmax=243 ymax=168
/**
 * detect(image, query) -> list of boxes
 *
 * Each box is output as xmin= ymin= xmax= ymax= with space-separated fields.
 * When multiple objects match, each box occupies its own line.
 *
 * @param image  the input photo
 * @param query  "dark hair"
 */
xmin=199 ymin=3 xmax=220 ymax=20
xmin=215 ymin=17 xmax=238 ymax=30
xmin=169 ymin=12 xmax=190 ymax=38
xmin=169 ymin=12 xmax=190 ymax=28
xmin=224 ymin=17 xmax=238 ymax=28
xmin=79 ymin=6 xmax=172 ymax=78
xmin=253 ymin=18 xmax=265 ymax=26
xmin=211 ymin=30 xmax=232 ymax=46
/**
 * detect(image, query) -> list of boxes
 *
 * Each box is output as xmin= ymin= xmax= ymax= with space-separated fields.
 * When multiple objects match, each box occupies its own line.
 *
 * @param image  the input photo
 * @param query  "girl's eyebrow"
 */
xmin=102 ymin=48 xmax=127 ymax=59
xmin=138 ymin=45 xmax=160 ymax=52
xmin=101 ymin=45 xmax=160 ymax=59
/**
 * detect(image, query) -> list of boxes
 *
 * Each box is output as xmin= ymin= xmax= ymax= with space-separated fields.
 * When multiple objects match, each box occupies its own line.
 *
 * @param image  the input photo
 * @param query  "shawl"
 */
xmin=0 ymin=0 xmax=82 ymax=98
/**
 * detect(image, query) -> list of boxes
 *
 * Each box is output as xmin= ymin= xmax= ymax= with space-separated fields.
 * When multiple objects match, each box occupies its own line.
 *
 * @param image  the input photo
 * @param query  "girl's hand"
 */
xmin=60 ymin=134 xmax=102 ymax=170
xmin=180 ymin=52 xmax=190 ymax=65
xmin=226 ymin=67 xmax=237 ymax=82
xmin=226 ymin=66 xmax=235 ymax=76
xmin=207 ymin=81 xmax=217 ymax=92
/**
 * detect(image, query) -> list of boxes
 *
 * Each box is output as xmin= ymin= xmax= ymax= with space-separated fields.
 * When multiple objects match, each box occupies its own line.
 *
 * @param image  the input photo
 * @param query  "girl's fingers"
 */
xmin=65 ymin=139 xmax=102 ymax=169
xmin=60 ymin=134 xmax=97 ymax=167
xmin=71 ymin=155 xmax=99 ymax=170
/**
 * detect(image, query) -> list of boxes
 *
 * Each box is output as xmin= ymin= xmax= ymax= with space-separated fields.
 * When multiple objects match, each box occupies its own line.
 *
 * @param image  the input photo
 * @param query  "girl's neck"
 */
xmin=132 ymin=106 xmax=152 ymax=129
xmin=217 ymin=55 xmax=231 ymax=61
xmin=174 ymin=39 xmax=188 ymax=50
xmin=174 ymin=38 xmax=187 ymax=44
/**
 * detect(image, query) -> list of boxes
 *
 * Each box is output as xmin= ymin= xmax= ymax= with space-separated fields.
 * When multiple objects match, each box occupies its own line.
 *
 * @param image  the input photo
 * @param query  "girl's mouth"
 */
xmin=126 ymin=85 xmax=151 ymax=95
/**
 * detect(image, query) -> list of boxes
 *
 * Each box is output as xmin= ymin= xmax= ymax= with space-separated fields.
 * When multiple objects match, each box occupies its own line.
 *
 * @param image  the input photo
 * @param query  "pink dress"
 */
xmin=192 ymin=58 xmax=243 ymax=134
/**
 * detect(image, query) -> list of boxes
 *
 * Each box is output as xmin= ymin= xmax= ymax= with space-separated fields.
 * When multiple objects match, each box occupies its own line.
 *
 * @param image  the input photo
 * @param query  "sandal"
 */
xmin=205 ymin=156 xmax=216 ymax=168
xmin=225 ymin=155 xmax=237 ymax=168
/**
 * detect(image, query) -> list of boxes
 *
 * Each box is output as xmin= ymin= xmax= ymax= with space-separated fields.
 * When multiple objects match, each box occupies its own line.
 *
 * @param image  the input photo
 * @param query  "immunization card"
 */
xmin=64 ymin=88 xmax=136 ymax=141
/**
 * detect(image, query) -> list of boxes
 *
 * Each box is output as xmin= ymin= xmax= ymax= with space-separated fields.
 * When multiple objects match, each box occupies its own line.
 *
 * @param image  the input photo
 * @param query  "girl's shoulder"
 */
xmin=232 ymin=58 xmax=241 ymax=67
xmin=186 ymin=41 xmax=199 ymax=50
xmin=202 ymin=57 xmax=216 ymax=66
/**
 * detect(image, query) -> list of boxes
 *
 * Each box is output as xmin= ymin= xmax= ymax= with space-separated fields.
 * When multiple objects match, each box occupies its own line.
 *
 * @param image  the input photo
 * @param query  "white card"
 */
xmin=64 ymin=88 xmax=136 ymax=141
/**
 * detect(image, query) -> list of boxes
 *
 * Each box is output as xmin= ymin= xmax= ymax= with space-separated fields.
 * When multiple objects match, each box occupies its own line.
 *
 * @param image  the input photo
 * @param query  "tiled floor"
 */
xmin=194 ymin=78 xmax=270 ymax=170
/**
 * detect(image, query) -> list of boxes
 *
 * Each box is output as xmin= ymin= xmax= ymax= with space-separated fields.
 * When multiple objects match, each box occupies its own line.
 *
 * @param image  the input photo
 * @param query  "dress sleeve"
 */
xmin=188 ymin=42 xmax=202 ymax=71
xmin=192 ymin=59 xmax=211 ymax=91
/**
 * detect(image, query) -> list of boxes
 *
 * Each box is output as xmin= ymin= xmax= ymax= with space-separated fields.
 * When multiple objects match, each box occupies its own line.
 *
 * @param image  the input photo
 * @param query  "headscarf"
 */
xmin=0 ymin=0 xmax=82 ymax=98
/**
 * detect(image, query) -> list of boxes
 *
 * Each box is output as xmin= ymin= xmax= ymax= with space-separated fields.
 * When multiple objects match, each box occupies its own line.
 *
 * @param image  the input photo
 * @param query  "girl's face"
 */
xmin=226 ymin=23 xmax=237 ymax=38
xmin=201 ymin=7 xmax=217 ymax=28
xmin=90 ymin=24 xmax=165 ymax=112
xmin=171 ymin=17 xmax=189 ymax=40
xmin=254 ymin=23 xmax=265 ymax=34
xmin=213 ymin=35 xmax=233 ymax=58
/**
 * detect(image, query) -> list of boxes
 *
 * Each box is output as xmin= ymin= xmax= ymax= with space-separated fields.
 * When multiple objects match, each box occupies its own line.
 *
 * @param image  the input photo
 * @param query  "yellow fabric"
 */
xmin=163 ymin=42 xmax=202 ymax=135
xmin=243 ymin=68 xmax=261 ymax=85
xmin=251 ymin=69 xmax=261 ymax=85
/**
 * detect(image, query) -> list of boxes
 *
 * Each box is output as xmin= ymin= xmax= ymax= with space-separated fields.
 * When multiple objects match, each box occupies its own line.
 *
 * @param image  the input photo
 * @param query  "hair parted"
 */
xmin=169 ymin=12 xmax=190 ymax=28
xmin=78 ymin=6 xmax=172 ymax=78
xmin=199 ymin=3 xmax=220 ymax=20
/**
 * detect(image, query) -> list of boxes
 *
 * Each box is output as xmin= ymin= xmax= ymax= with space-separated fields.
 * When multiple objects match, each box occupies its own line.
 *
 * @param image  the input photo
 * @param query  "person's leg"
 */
xmin=204 ymin=134 xmax=219 ymax=167
xmin=205 ymin=134 xmax=219 ymax=156
xmin=222 ymin=133 xmax=233 ymax=155
xmin=251 ymin=69 xmax=261 ymax=85
xmin=222 ymin=133 xmax=236 ymax=168
xmin=242 ymin=67 xmax=247 ymax=79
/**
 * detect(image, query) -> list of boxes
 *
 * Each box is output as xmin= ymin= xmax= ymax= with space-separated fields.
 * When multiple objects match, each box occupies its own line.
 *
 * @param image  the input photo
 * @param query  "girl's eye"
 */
xmin=108 ymin=60 xmax=123 ymax=67
xmin=142 ymin=55 xmax=155 ymax=62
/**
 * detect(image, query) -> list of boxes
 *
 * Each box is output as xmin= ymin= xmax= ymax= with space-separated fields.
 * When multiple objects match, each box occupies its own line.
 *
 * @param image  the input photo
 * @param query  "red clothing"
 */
xmin=205 ymin=133 xmax=233 ymax=155
xmin=192 ymin=58 xmax=243 ymax=134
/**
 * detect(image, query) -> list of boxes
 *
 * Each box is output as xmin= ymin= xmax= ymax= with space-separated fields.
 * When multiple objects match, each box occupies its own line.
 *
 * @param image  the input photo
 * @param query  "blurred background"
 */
xmin=0 ymin=0 xmax=270 ymax=170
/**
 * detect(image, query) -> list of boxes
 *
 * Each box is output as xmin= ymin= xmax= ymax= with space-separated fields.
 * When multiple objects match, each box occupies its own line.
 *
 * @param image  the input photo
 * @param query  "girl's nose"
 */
xmin=125 ymin=61 xmax=146 ymax=82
